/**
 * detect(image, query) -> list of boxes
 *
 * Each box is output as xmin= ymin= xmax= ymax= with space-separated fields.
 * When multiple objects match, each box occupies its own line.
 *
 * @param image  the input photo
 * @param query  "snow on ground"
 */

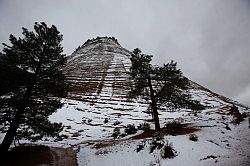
xmin=75 ymin=120 xmax=250 ymax=166
xmin=0 ymin=87 xmax=249 ymax=165
xmin=45 ymin=90 xmax=250 ymax=166
xmin=48 ymin=98 xmax=150 ymax=145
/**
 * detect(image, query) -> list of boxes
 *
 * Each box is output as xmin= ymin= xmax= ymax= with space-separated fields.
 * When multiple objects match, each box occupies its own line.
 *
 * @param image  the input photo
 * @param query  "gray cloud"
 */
xmin=0 ymin=0 xmax=249 ymax=105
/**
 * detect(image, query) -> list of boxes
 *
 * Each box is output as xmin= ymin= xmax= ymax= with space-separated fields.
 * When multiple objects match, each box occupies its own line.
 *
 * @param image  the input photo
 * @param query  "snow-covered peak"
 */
xmin=83 ymin=36 xmax=121 ymax=47
xmin=64 ymin=37 xmax=132 ymax=109
xmin=68 ymin=36 xmax=131 ymax=62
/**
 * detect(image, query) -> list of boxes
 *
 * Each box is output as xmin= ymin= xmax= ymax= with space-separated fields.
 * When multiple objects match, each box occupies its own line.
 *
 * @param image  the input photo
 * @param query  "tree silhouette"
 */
xmin=0 ymin=22 xmax=68 ymax=154
xmin=129 ymin=48 xmax=204 ymax=131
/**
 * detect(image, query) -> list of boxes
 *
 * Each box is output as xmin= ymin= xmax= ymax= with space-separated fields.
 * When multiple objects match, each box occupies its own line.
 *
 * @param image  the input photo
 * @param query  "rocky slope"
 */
xmin=64 ymin=36 xmax=247 ymax=111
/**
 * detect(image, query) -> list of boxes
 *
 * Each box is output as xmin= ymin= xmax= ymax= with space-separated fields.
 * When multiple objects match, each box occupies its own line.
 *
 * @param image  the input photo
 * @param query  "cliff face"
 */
xmin=64 ymin=37 xmax=135 ymax=111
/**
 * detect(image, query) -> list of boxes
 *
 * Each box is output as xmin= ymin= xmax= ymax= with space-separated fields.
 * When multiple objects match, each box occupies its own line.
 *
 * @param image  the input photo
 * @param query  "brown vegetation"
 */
xmin=94 ymin=141 xmax=119 ymax=149
xmin=130 ymin=126 xmax=200 ymax=140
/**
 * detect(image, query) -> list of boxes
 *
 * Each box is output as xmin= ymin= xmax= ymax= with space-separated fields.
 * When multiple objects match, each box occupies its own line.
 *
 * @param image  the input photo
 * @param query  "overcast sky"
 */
xmin=0 ymin=0 xmax=250 ymax=106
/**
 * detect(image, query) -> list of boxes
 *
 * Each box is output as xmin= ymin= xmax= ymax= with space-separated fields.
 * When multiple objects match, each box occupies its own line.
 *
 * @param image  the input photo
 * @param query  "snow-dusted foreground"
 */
xmin=47 ymin=92 xmax=249 ymax=166
xmin=0 ymin=87 xmax=249 ymax=166
xmin=77 ymin=119 xmax=250 ymax=166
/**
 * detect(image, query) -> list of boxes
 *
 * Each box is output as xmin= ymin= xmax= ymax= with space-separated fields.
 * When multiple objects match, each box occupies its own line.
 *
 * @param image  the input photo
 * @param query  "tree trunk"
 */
xmin=147 ymin=78 xmax=160 ymax=131
xmin=0 ymin=109 xmax=23 ymax=155
xmin=0 ymin=86 xmax=33 ymax=155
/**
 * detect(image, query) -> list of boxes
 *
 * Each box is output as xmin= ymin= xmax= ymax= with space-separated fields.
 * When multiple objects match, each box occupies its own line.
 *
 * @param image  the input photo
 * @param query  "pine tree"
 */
xmin=129 ymin=48 xmax=204 ymax=131
xmin=0 ymin=22 xmax=68 ymax=154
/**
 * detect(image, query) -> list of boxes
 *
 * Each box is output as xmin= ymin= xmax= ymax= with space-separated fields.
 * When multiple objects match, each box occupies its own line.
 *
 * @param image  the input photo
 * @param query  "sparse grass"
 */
xmin=165 ymin=120 xmax=183 ymax=130
xmin=165 ymin=119 xmax=183 ymax=136
xmin=137 ymin=122 xmax=150 ymax=131
xmin=112 ymin=127 xmax=120 ymax=138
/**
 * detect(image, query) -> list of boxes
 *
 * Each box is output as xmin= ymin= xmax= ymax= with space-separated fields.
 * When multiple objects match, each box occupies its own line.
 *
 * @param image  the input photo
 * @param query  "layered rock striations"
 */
xmin=64 ymin=36 xmax=248 ymax=112
xmin=64 ymin=37 xmax=137 ymax=111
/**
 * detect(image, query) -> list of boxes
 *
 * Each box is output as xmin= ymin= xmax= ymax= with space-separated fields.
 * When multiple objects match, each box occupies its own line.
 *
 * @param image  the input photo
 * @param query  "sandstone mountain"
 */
xmin=64 ymin=36 xmax=247 ymax=111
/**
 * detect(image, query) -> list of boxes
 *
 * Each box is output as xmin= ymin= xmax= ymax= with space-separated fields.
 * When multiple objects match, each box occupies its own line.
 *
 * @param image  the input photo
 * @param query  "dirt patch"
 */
xmin=91 ymin=126 xmax=200 ymax=150
xmin=129 ymin=130 xmax=156 ymax=140
xmin=1 ymin=145 xmax=77 ymax=166
xmin=1 ymin=145 xmax=53 ymax=166
xmin=130 ymin=127 xmax=200 ymax=140
xmin=94 ymin=140 xmax=120 ymax=149
xmin=175 ymin=127 xmax=199 ymax=135
xmin=51 ymin=147 xmax=77 ymax=166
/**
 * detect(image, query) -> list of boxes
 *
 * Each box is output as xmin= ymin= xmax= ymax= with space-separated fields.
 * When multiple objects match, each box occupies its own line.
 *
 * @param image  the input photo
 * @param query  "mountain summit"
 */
xmin=64 ymin=36 xmax=133 ymax=110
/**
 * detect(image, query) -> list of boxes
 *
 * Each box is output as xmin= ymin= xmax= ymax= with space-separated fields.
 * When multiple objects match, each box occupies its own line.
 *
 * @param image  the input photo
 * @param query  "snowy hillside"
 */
xmin=56 ymin=37 xmax=250 ymax=165
xmin=1 ymin=37 xmax=249 ymax=165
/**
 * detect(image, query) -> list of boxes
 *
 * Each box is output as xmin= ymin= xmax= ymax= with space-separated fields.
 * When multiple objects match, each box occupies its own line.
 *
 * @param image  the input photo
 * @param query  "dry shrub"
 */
xmin=125 ymin=124 xmax=138 ymax=135
xmin=160 ymin=141 xmax=176 ymax=159
xmin=112 ymin=127 xmax=120 ymax=138
xmin=137 ymin=122 xmax=150 ymax=131
xmin=189 ymin=134 xmax=198 ymax=141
